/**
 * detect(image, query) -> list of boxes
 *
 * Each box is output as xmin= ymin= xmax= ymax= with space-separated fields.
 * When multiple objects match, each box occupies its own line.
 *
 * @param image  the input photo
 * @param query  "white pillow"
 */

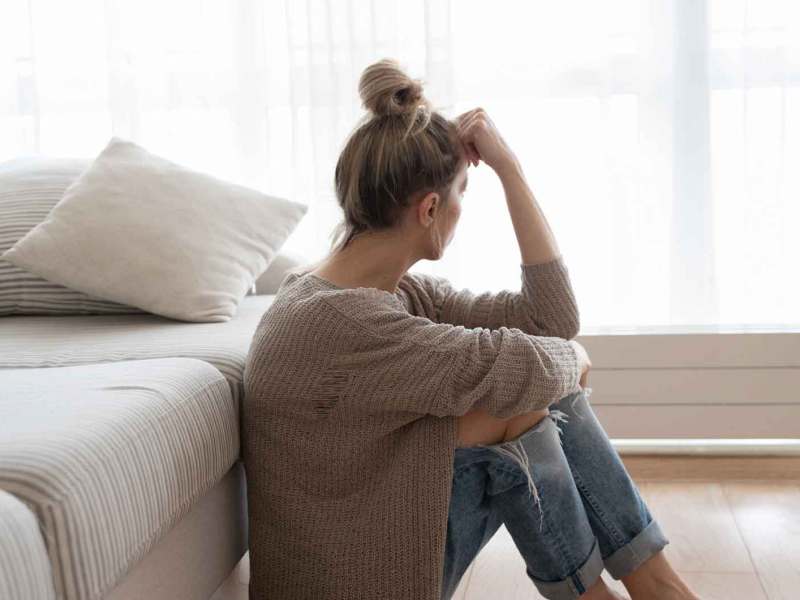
xmin=1 ymin=137 xmax=307 ymax=322
xmin=0 ymin=157 xmax=150 ymax=316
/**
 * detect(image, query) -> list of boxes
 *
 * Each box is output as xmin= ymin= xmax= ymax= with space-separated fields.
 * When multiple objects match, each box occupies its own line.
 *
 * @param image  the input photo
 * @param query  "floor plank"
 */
xmin=602 ymin=571 xmax=767 ymax=600
xmin=723 ymin=481 xmax=800 ymax=600
xmin=637 ymin=481 xmax=755 ymax=573
xmin=462 ymin=524 xmax=529 ymax=599
xmin=621 ymin=456 xmax=800 ymax=481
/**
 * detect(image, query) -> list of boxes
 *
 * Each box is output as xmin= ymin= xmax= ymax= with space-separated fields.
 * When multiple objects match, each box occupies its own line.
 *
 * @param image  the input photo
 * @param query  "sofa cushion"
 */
xmin=253 ymin=248 xmax=309 ymax=295
xmin=0 ymin=358 xmax=239 ymax=600
xmin=0 ymin=294 xmax=274 ymax=405
xmin=0 ymin=490 xmax=57 ymax=600
xmin=0 ymin=157 xmax=148 ymax=316
xmin=2 ymin=137 xmax=308 ymax=323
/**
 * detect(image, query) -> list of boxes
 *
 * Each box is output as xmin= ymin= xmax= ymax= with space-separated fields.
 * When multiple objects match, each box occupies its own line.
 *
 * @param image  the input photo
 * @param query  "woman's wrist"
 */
xmin=494 ymin=154 xmax=523 ymax=183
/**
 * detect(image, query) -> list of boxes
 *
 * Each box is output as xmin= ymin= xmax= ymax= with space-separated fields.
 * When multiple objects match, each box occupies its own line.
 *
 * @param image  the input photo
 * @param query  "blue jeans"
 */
xmin=442 ymin=387 xmax=669 ymax=600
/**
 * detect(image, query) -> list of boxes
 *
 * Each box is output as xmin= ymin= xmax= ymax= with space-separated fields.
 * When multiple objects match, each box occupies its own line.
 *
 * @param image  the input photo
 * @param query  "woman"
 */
xmin=243 ymin=58 xmax=701 ymax=600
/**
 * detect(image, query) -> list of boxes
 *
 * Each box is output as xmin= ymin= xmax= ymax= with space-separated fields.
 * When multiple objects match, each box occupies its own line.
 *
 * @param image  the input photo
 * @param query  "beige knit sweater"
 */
xmin=242 ymin=255 xmax=582 ymax=599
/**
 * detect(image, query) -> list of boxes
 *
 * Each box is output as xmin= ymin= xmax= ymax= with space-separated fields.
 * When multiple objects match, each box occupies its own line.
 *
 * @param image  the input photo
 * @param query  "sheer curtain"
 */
xmin=1 ymin=0 xmax=797 ymax=331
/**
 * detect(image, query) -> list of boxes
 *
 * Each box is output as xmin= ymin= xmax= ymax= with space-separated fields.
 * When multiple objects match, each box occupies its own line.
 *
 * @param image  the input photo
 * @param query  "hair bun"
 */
xmin=359 ymin=58 xmax=431 ymax=118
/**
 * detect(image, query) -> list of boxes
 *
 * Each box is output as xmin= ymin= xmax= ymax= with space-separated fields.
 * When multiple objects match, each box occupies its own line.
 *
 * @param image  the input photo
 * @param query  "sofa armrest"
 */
xmin=253 ymin=250 xmax=310 ymax=295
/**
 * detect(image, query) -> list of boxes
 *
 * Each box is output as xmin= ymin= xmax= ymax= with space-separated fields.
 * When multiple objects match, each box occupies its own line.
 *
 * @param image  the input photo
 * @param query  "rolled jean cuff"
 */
xmin=603 ymin=518 xmax=670 ymax=580
xmin=528 ymin=538 xmax=605 ymax=600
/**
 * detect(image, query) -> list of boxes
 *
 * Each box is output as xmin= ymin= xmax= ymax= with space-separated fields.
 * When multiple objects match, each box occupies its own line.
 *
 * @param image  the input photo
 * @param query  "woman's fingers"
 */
xmin=458 ymin=133 xmax=478 ymax=167
xmin=458 ymin=112 xmax=486 ymax=166
xmin=457 ymin=115 xmax=479 ymax=160
xmin=455 ymin=108 xmax=495 ymax=167
xmin=457 ymin=108 xmax=488 ymax=138
xmin=457 ymin=134 xmax=475 ymax=166
xmin=454 ymin=107 xmax=481 ymax=126
xmin=455 ymin=128 xmax=474 ymax=165
xmin=457 ymin=112 xmax=481 ymax=139
xmin=455 ymin=109 xmax=484 ymax=165
xmin=468 ymin=142 xmax=481 ymax=166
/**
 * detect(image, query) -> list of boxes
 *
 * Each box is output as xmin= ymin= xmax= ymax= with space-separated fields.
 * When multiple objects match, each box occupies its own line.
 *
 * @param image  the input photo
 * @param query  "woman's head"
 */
xmin=330 ymin=58 xmax=467 ymax=259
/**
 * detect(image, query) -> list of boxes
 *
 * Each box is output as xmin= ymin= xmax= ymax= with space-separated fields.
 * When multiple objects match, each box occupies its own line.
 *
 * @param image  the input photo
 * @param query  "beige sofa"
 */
xmin=0 ymin=251 xmax=305 ymax=600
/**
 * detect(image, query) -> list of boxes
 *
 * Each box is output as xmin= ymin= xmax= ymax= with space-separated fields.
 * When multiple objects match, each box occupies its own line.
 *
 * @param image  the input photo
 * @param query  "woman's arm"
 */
xmin=312 ymin=296 xmax=582 ymax=420
xmin=400 ymin=108 xmax=579 ymax=339
xmin=456 ymin=106 xmax=563 ymax=267
xmin=401 ymin=259 xmax=580 ymax=340
xmin=497 ymin=158 xmax=563 ymax=267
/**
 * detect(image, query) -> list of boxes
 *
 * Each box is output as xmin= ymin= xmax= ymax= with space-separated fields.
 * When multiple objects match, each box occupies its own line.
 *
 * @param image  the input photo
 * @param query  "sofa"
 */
xmin=0 ymin=243 xmax=304 ymax=600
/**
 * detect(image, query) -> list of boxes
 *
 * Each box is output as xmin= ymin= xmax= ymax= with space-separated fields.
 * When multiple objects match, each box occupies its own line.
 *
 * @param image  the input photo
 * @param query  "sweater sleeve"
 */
xmin=320 ymin=296 xmax=582 ymax=419
xmin=402 ymin=255 xmax=580 ymax=340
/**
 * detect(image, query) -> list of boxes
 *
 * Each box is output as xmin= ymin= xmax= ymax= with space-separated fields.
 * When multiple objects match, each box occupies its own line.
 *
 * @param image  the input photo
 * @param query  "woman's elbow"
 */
xmin=562 ymin=319 xmax=580 ymax=341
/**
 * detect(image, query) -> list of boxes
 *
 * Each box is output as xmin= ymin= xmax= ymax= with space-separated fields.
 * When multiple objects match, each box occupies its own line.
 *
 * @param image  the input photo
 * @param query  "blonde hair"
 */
xmin=328 ymin=58 xmax=463 ymax=254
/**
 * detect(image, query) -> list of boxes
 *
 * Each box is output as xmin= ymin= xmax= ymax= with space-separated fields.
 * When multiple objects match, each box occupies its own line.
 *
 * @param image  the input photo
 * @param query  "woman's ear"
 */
xmin=419 ymin=191 xmax=441 ymax=225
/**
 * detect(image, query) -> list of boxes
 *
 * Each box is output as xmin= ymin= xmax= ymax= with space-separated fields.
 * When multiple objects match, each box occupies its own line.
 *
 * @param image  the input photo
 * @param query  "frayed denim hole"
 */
xmin=472 ymin=405 xmax=579 ymax=533
xmin=485 ymin=439 xmax=545 ymax=533
xmin=569 ymin=386 xmax=592 ymax=421
xmin=548 ymin=408 xmax=570 ymax=442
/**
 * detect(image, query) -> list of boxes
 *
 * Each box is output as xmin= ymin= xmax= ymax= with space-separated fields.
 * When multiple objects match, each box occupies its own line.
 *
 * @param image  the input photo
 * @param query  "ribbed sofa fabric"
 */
xmin=0 ymin=490 xmax=57 ymax=600
xmin=0 ymin=157 xmax=147 ymax=316
xmin=0 ymin=294 xmax=273 ymax=405
xmin=0 ymin=358 xmax=239 ymax=600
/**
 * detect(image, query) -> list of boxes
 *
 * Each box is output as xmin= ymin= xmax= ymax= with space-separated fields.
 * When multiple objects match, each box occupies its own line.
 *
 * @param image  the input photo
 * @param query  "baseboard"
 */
xmin=620 ymin=454 xmax=800 ymax=481
xmin=613 ymin=438 xmax=800 ymax=456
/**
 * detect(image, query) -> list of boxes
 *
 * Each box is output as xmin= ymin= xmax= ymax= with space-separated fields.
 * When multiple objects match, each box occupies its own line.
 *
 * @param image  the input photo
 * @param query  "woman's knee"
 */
xmin=502 ymin=408 xmax=550 ymax=443
xmin=456 ymin=408 xmax=513 ymax=448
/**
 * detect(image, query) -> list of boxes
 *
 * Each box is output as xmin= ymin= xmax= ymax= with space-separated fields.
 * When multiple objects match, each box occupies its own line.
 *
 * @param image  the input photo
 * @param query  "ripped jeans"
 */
xmin=441 ymin=387 xmax=669 ymax=600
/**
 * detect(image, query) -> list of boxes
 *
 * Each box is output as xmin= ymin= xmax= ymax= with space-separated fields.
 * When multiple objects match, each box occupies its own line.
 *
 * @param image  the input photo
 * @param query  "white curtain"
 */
xmin=1 ymin=0 xmax=798 ymax=330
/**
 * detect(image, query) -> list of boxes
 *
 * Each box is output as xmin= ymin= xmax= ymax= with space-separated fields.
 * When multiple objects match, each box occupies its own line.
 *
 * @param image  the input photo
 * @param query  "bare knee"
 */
xmin=456 ymin=407 xmax=552 ymax=449
xmin=455 ymin=409 xmax=510 ymax=447
xmin=502 ymin=408 xmax=550 ymax=442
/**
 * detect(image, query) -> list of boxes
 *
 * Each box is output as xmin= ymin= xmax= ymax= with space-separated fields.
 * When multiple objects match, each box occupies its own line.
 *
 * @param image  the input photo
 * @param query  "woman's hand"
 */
xmin=569 ymin=339 xmax=592 ymax=389
xmin=455 ymin=107 xmax=519 ymax=175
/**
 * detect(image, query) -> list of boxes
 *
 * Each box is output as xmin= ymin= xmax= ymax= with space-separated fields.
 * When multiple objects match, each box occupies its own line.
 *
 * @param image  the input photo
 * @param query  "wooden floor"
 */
xmin=211 ymin=458 xmax=800 ymax=600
